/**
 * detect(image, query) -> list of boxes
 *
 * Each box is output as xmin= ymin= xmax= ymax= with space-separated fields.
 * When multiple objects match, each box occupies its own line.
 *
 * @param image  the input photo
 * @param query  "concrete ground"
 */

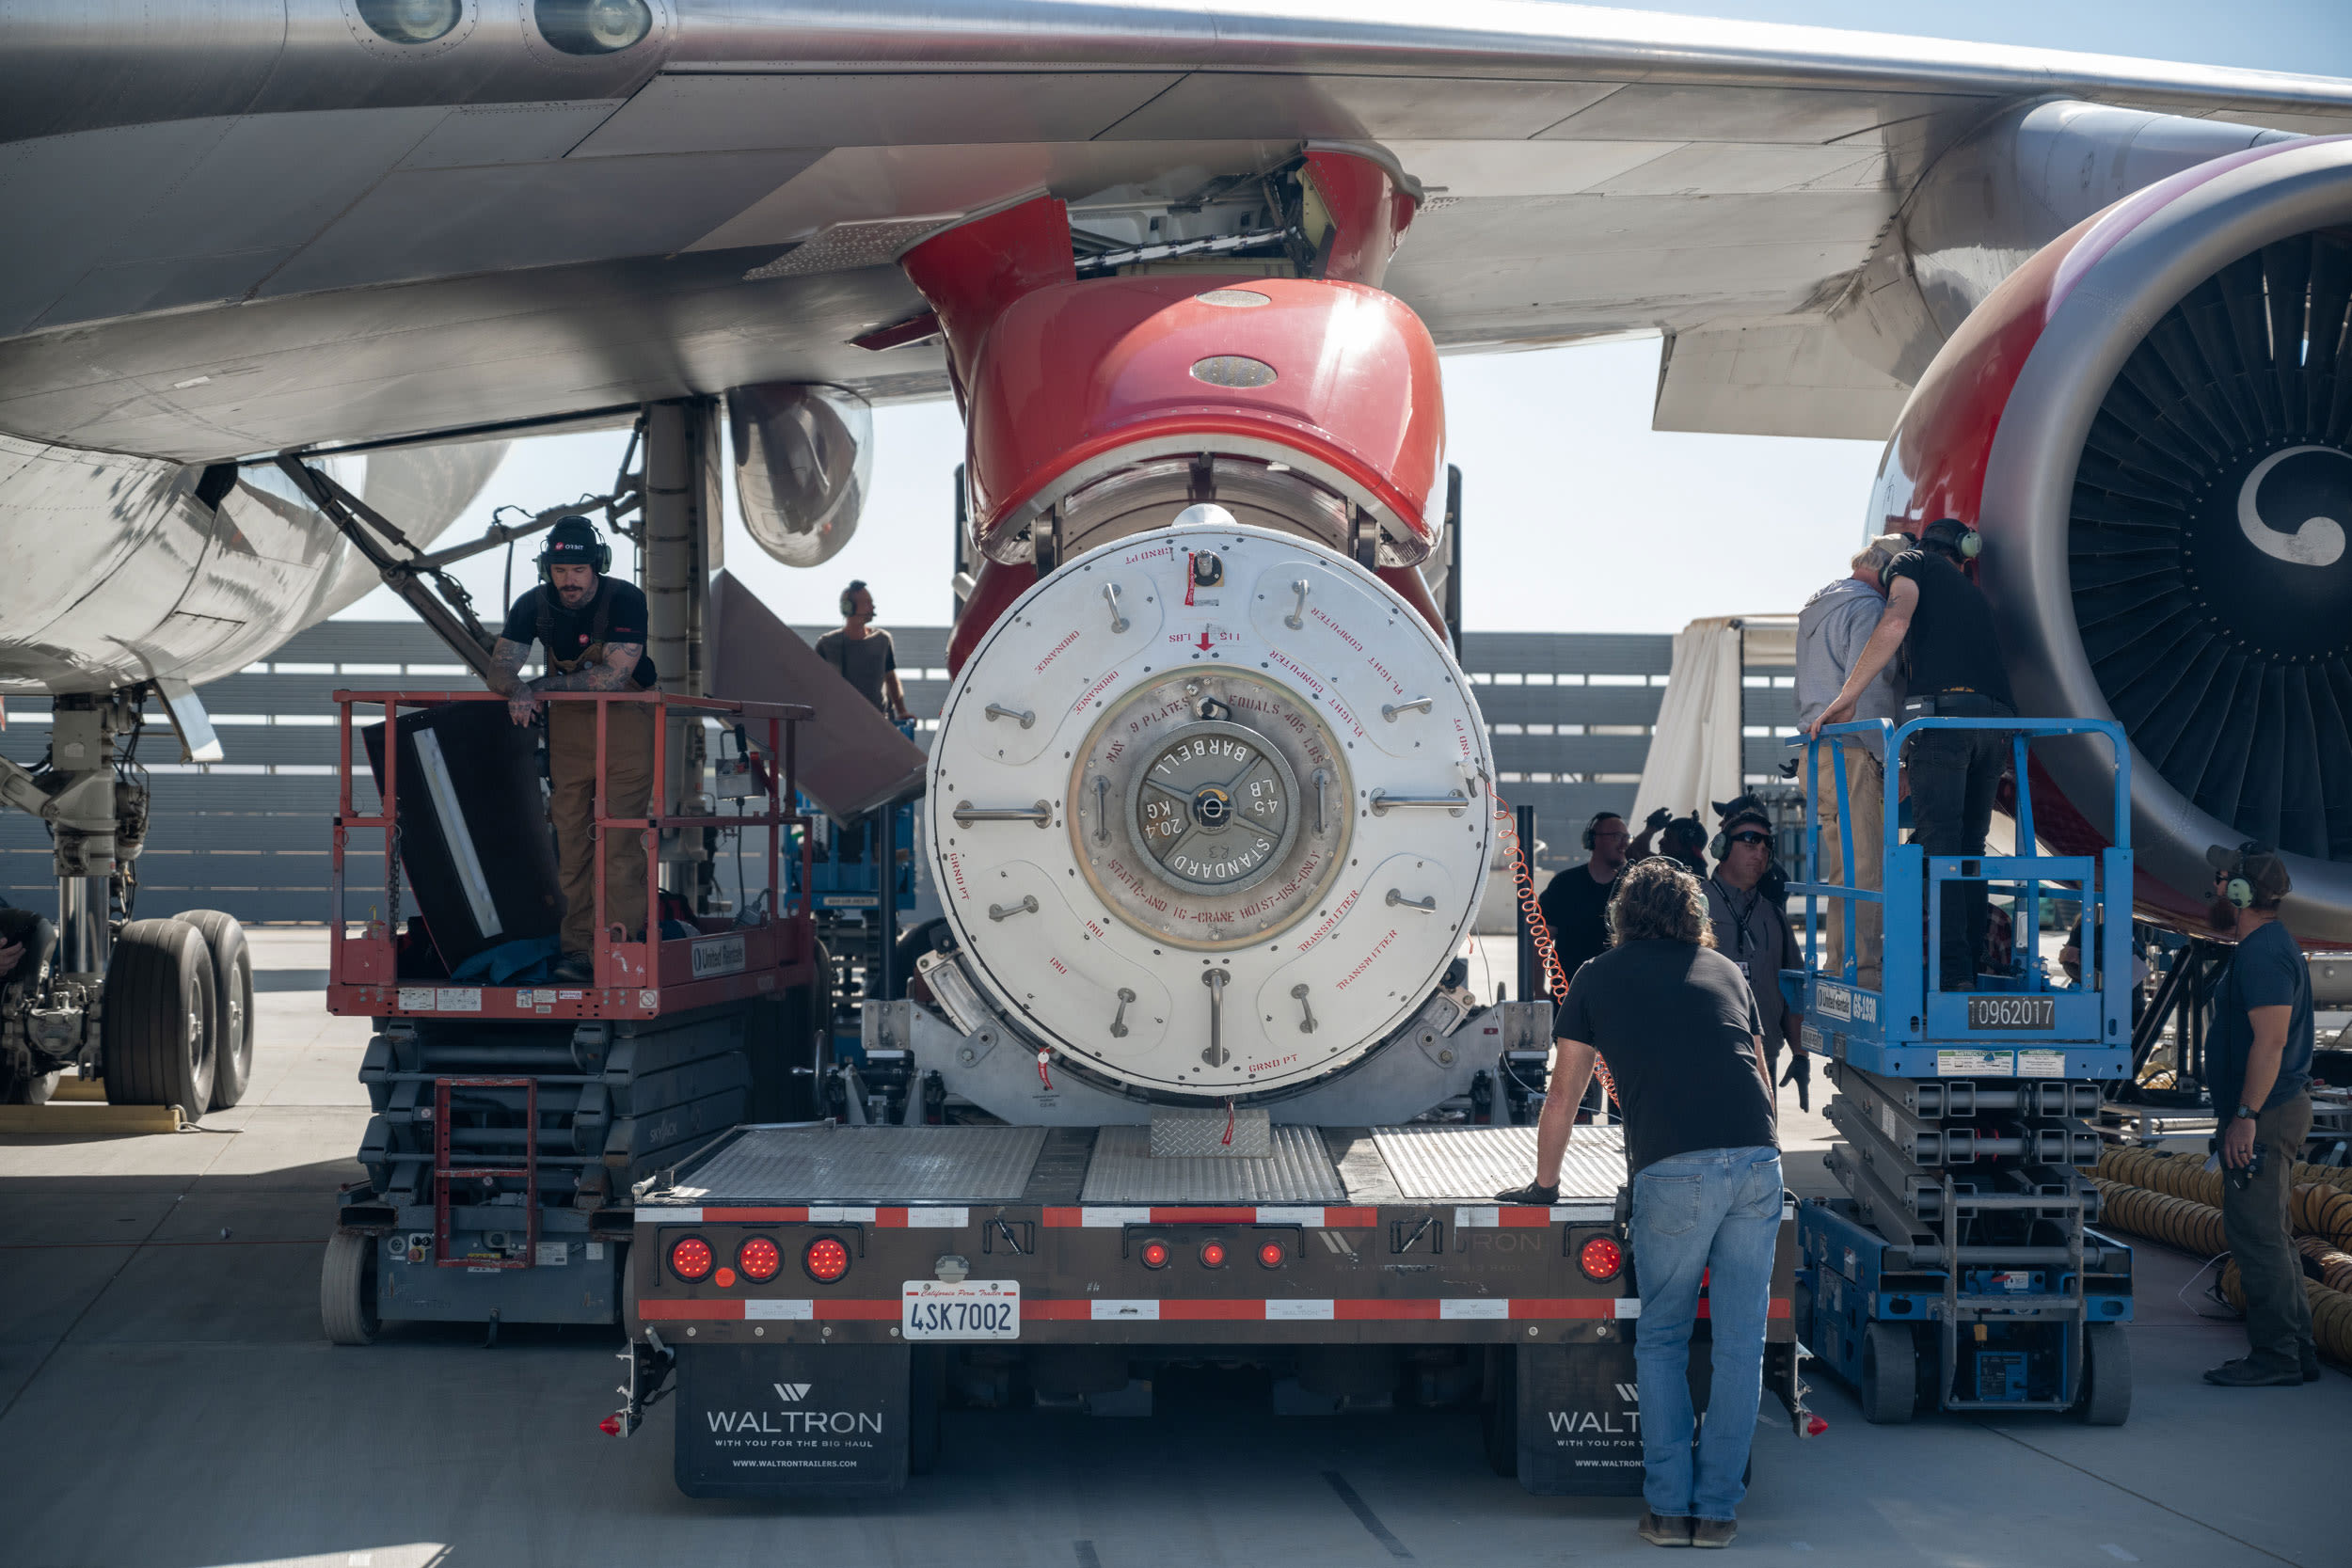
xmin=2 ymin=930 xmax=2343 ymax=1568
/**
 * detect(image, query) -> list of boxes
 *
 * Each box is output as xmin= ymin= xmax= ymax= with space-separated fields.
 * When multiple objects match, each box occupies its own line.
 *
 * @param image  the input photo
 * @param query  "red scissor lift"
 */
xmin=320 ymin=690 xmax=819 ymax=1344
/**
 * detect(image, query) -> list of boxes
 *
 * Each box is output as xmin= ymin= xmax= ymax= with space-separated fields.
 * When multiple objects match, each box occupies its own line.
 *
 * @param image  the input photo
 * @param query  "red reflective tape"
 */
xmin=636 ymin=1299 xmax=743 ymax=1321
xmin=1335 ymin=1299 xmax=1441 ymax=1321
xmin=702 ymin=1207 xmax=808 ymax=1222
xmin=1770 ymin=1297 xmax=1791 ymax=1319
xmin=1025 ymin=1300 xmax=1090 ymax=1320
xmin=1160 ymin=1299 xmax=1266 ymax=1321
xmin=1498 ymin=1207 xmax=1554 ymax=1227
xmin=1325 ymin=1207 xmax=1378 ymax=1227
xmin=1508 ymin=1299 xmax=1614 ymax=1319
xmin=1151 ymin=1207 xmax=1257 ymax=1224
xmin=1042 ymin=1207 xmax=1084 ymax=1228
xmin=811 ymin=1300 xmax=900 ymax=1320
xmin=876 ymin=1208 xmax=910 ymax=1227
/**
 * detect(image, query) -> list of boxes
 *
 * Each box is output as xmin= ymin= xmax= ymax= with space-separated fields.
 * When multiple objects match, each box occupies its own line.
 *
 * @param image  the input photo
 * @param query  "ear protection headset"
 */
xmin=2220 ymin=841 xmax=2271 ymax=909
xmin=1922 ymin=516 xmax=1982 ymax=562
xmin=537 ymin=515 xmax=611 ymax=582
xmin=841 ymin=578 xmax=869 ymax=617
xmin=1582 ymin=812 xmax=1620 ymax=851
xmin=1710 ymin=816 xmax=1770 ymax=861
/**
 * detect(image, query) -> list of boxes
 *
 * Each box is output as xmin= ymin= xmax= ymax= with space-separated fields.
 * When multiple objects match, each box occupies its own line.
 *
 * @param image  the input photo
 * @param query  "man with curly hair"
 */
xmin=1496 ymin=856 xmax=1782 ymax=1549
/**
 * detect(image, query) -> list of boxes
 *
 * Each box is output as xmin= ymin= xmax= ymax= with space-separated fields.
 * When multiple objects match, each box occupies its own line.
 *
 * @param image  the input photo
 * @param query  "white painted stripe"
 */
xmin=1265 ymin=1299 xmax=1336 ymax=1321
xmin=905 ymin=1208 xmax=969 ymax=1228
xmin=1454 ymin=1206 xmax=1500 ymax=1227
xmin=1439 ymin=1298 xmax=1510 ymax=1320
xmin=745 ymin=1299 xmax=814 ymax=1321
xmin=1614 ymin=1298 xmax=1643 ymax=1319
xmin=808 ymin=1206 xmax=877 ymax=1223
xmin=1549 ymin=1202 xmax=1613 ymax=1223
xmin=1083 ymin=1207 xmax=1152 ymax=1227
xmin=653 ymin=1208 xmax=703 ymax=1225
xmin=1090 ymin=1299 xmax=1160 ymax=1321
xmin=1255 ymin=1207 xmax=1325 ymax=1225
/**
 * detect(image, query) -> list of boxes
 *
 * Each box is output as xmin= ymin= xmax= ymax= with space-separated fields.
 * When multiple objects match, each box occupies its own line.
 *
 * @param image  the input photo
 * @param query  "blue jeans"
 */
xmin=1629 ymin=1146 xmax=1782 ymax=1522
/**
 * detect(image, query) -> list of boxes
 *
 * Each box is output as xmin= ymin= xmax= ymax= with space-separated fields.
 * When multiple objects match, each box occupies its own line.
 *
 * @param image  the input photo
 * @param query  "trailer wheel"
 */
xmin=174 ymin=911 xmax=253 ymax=1110
xmin=1860 ymin=1323 xmax=1919 ymax=1424
xmin=102 ymin=919 xmax=216 ymax=1117
xmin=1481 ymin=1346 xmax=1518 ymax=1476
xmin=2077 ymin=1323 xmax=2131 ymax=1426
xmin=321 ymin=1231 xmax=381 ymax=1346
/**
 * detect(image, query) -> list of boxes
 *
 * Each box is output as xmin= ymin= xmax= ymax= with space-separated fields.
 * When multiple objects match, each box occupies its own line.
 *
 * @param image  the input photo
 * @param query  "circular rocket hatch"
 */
xmin=925 ymin=521 xmax=1493 ymax=1101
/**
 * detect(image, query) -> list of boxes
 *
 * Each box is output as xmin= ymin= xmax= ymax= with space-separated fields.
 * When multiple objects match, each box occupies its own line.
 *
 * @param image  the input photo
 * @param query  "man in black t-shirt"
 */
xmin=1810 ymin=517 xmax=2014 ymax=990
xmin=813 ymin=579 xmax=910 ymax=721
xmin=486 ymin=515 xmax=658 ymax=977
xmin=1495 ymin=858 xmax=1781 ymax=1547
xmin=1538 ymin=811 xmax=1629 ymax=980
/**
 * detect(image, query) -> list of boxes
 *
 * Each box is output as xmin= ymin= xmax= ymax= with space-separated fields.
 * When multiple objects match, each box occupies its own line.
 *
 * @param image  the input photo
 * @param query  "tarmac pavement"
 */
xmin=1 ymin=930 xmax=2342 ymax=1568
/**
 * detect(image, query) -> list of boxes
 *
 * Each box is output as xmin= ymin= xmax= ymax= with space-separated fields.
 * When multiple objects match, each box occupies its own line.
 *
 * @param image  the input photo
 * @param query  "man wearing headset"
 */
xmin=813 ymin=579 xmax=910 ymax=722
xmin=1538 ymin=811 xmax=1631 ymax=983
xmin=485 ymin=516 xmax=657 ymax=982
xmin=2201 ymin=841 xmax=2319 ymax=1386
xmin=1810 ymin=517 xmax=2013 ymax=990
xmin=1703 ymin=797 xmax=1806 ymax=1087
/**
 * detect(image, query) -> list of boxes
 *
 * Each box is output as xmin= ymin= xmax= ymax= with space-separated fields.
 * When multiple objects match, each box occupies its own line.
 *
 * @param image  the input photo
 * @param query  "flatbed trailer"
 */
xmin=616 ymin=1117 xmax=1812 ymax=1498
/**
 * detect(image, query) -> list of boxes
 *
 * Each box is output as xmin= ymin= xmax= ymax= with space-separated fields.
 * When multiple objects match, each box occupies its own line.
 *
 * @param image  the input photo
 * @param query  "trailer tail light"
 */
xmin=1200 ymin=1241 xmax=1228 ymax=1269
xmin=803 ymin=1235 xmax=851 ymax=1283
xmin=1257 ymin=1241 xmax=1286 ymax=1269
xmin=738 ymin=1236 xmax=782 ymax=1281
xmin=1578 ymin=1235 xmax=1623 ymax=1281
xmin=1140 ymin=1240 xmax=1170 ymax=1269
xmin=669 ymin=1236 xmax=714 ymax=1281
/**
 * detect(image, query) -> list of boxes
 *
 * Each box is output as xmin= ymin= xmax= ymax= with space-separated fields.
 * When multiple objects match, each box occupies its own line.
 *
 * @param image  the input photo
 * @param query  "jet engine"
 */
xmin=1870 ymin=135 xmax=2352 ymax=940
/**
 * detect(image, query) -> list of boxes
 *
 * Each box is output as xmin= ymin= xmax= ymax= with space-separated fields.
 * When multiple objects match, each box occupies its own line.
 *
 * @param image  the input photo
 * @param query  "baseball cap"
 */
xmin=2205 ymin=841 xmax=2292 ymax=905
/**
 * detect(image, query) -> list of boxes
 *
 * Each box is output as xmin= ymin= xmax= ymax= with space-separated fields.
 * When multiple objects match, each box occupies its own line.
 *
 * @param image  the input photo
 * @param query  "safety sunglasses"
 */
xmin=1726 ymin=830 xmax=1771 ymax=847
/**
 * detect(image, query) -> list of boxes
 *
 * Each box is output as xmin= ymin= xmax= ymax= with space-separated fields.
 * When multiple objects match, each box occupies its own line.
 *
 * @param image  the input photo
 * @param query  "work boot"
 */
xmin=1691 ymin=1519 xmax=1737 ymax=1550
xmin=551 ymin=952 xmax=594 ymax=983
xmin=1637 ymin=1511 xmax=1693 ymax=1547
xmin=2201 ymin=1356 xmax=2301 ymax=1386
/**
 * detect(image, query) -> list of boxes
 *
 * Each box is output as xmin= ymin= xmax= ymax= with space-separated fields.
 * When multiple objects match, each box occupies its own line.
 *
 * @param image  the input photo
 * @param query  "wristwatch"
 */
xmin=2234 ymin=1104 xmax=2257 ymax=1121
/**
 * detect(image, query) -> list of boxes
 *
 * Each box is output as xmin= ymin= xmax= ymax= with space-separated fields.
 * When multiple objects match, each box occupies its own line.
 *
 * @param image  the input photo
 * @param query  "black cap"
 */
xmin=2206 ymin=840 xmax=2292 ymax=905
xmin=1921 ymin=517 xmax=1973 ymax=557
xmin=1713 ymin=794 xmax=1771 ymax=833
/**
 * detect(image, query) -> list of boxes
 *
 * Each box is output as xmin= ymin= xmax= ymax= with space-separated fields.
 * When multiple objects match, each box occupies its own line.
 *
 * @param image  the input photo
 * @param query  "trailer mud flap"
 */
xmin=1516 ymin=1341 xmax=1645 ymax=1497
xmin=675 ymin=1344 xmax=908 ymax=1497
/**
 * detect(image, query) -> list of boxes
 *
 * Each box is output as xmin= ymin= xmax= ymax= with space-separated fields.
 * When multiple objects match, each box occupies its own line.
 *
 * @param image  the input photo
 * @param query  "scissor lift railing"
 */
xmin=326 ymin=689 xmax=818 ymax=1021
xmin=1784 ymin=717 xmax=2137 ymax=1423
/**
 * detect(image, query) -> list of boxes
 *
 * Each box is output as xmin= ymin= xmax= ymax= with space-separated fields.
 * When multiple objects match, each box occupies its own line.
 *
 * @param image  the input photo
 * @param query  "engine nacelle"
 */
xmin=925 ymin=521 xmax=1493 ymax=1102
xmin=1872 ymin=135 xmax=2352 ymax=939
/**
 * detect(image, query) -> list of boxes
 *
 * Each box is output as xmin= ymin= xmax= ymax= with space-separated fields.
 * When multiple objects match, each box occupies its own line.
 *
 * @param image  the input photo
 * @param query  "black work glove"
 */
xmin=1644 ymin=806 xmax=1673 ymax=831
xmin=1494 ymin=1180 xmax=1560 ymax=1205
xmin=1779 ymin=1051 xmax=1811 ymax=1112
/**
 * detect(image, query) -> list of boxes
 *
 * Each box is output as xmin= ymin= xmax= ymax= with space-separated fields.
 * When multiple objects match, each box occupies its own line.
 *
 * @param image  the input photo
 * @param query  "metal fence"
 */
xmin=1 ymin=621 xmax=1803 ymax=921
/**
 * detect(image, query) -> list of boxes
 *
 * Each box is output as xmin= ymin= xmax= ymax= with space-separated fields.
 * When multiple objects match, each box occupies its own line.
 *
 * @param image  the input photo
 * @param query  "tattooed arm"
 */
xmin=529 ymin=641 xmax=644 ymax=698
xmin=485 ymin=638 xmax=536 ymax=723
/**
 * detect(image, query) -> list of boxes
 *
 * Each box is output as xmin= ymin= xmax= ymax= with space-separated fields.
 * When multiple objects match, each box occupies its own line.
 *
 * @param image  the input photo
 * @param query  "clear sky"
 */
xmin=341 ymin=1 xmax=2349 ymax=637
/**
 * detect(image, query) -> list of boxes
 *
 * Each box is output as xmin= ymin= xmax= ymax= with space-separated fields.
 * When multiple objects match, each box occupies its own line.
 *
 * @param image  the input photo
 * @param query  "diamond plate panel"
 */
xmin=1373 ymin=1125 xmax=1628 ymax=1201
xmin=665 ymin=1125 xmax=1049 ymax=1204
xmin=1080 ymin=1125 xmax=1345 ymax=1204
xmin=741 ymin=218 xmax=955 ymax=280
xmin=1150 ymin=1106 xmax=1272 ymax=1159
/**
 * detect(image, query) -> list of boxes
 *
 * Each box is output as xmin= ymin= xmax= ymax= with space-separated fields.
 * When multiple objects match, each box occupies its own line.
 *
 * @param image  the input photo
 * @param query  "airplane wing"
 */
xmin=5 ymin=1 xmax=2352 ymax=460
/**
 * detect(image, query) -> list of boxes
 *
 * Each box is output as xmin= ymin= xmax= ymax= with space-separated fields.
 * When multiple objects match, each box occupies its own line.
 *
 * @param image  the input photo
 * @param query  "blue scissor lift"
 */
xmin=1786 ymin=718 xmax=2136 ymax=1425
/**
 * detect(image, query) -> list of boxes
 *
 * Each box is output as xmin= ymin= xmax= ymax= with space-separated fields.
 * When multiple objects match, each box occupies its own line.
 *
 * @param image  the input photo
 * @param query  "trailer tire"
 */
xmin=1481 ymin=1346 xmax=1518 ymax=1476
xmin=321 ymin=1231 xmax=380 ymax=1346
xmin=174 ymin=911 xmax=253 ymax=1110
xmin=1860 ymin=1323 xmax=1918 ymax=1424
xmin=2077 ymin=1323 xmax=2131 ymax=1426
xmin=102 ymin=918 xmax=216 ymax=1117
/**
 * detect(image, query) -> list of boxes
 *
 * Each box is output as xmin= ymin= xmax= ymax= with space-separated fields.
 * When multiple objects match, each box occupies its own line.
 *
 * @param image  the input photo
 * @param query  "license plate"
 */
xmin=1966 ymin=996 xmax=2055 ymax=1030
xmin=901 ymin=1279 xmax=1021 ymax=1339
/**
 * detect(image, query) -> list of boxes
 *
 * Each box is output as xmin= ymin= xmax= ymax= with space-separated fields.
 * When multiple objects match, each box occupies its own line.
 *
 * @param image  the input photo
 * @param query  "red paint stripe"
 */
xmin=1042 ymin=1207 xmax=1084 ymax=1228
xmin=702 ymin=1207 xmax=809 ymax=1222
xmin=1336 ymin=1298 xmax=1441 ymax=1321
xmin=1161 ymin=1299 xmax=1265 ymax=1321
xmin=1152 ymin=1207 xmax=1258 ymax=1224
xmin=877 ymin=1208 xmax=910 ymax=1227
xmin=1326 ymin=1207 xmax=1378 ymax=1227
xmin=812 ymin=1300 xmax=899 ymax=1321
xmin=1025 ymin=1300 xmax=1090 ymax=1320
xmin=1509 ymin=1299 xmax=1613 ymax=1319
xmin=637 ymin=1299 xmax=743 ymax=1321
xmin=1497 ymin=1207 xmax=1553 ymax=1227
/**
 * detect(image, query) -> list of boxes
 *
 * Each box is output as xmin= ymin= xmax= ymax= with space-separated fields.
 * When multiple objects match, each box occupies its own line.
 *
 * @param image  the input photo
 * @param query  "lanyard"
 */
xmin=1711 ymin=876 xmax=1766 ymax=958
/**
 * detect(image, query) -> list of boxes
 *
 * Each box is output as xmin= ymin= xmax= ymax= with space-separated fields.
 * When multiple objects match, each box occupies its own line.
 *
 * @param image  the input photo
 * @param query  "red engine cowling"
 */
xmin=1873 ymin=135 xmax=2352 ymax=940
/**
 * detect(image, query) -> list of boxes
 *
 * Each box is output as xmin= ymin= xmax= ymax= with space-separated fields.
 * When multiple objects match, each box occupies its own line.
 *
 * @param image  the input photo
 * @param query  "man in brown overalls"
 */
xmin=486 ymin=516 xmax=658 ymax=982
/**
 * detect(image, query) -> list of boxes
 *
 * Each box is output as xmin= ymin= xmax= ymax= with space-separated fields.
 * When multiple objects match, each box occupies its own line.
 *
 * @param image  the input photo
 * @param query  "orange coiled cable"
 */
xmin=1491 ymin=789 xmax=1618 ymax=1110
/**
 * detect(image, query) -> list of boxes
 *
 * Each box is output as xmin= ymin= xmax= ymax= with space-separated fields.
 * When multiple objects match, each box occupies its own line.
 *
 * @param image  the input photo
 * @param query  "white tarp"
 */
xmin=1632 ymin=616 xmax=1796 ymax=824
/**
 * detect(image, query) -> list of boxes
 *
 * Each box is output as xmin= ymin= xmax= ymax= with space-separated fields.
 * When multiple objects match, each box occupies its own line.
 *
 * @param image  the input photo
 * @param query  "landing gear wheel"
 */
xmin=321 ymin=1230 xmax=381 ymax=1346
xmin=2077 ymin=1323 xmax=2132 ymax=1426
xmin=1860 ymin=1323 xmax=1919 ymax=1425
xmin=1482 ymin=1346 xmax=1519 ymax=1476
xmin=101 ymin=918 xmax=216 ymax=1117
xmin=174 ymin=911 xmax=253 ymax=1110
